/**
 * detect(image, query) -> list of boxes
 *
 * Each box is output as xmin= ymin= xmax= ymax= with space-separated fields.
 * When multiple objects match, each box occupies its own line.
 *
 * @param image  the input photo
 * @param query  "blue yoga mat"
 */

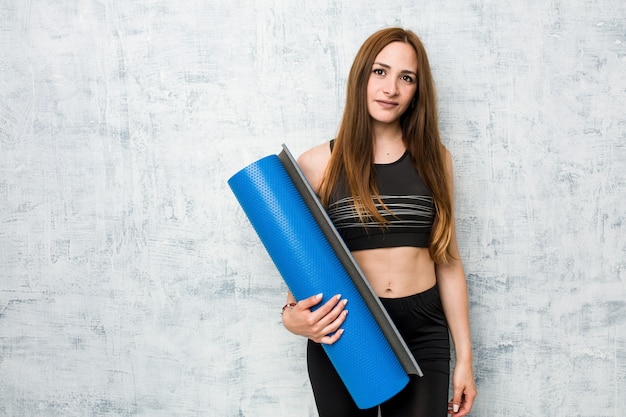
xmin=228 ymin=145 xmax=421 ymax=409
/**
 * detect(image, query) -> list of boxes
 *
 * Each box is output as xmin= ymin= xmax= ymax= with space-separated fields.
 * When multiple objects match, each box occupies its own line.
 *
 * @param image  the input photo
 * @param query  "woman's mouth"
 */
xmin=375 ymin=100 xmax=399 ymax=109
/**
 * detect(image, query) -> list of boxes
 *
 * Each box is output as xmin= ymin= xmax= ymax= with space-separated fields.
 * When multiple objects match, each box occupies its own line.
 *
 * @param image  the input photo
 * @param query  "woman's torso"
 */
xmin=322 ymin=140 xmax=437 ymax=298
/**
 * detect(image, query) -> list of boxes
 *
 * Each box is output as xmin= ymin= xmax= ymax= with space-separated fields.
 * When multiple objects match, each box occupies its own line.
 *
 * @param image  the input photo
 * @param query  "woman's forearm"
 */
xmin=436 ymin=261 xmax=473 ymax=364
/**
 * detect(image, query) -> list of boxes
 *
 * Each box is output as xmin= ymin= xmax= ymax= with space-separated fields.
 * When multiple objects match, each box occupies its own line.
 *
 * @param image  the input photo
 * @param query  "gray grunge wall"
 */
xmin=1 ymin=1 xmax=625 ymax=416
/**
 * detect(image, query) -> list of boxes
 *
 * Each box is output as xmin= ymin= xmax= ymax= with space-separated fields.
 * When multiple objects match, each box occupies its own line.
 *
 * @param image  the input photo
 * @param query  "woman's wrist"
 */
xmin=454 ymin=352 xmax=474 ymax=368
xmin=452 ymin=342 xmax=473 ymax=364
xmin=281 ymin=302 xmax=297 ymax=314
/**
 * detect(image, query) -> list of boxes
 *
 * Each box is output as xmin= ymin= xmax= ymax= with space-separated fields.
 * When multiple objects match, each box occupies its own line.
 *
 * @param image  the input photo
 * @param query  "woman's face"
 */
xmin=366 ymin=41 xmax=418 ymax=126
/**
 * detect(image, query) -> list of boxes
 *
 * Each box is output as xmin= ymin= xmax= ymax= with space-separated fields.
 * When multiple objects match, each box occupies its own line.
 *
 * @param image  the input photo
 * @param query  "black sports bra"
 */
xmin=326 ymin=140 xmax=435 ymax=251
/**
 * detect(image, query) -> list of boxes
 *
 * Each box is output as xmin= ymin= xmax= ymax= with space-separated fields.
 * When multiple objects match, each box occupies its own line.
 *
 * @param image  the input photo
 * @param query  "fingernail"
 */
xmin=342 ymin=299 xmax=348 ymax=305
xmin=316 ymin=293 xmax=323 ymax=299
xmin=336 ymin=294 xmax=342 ymax=300
xmin=453 ymin=404 xmax=459 ymax=413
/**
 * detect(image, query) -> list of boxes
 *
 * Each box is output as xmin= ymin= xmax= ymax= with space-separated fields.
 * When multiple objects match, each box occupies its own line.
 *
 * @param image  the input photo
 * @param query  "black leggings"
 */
xmin=307 ymin=285 xmax=450 ymax=417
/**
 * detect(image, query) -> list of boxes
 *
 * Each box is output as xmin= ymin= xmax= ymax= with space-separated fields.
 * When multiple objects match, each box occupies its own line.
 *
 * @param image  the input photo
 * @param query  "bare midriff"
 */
xmin=351 ymin=246 xmax=436 ymax=298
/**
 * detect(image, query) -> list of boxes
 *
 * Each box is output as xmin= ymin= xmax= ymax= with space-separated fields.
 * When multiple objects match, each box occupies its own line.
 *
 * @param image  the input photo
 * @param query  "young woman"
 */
xmin=281 ymin=27 xmax=477 ymax=417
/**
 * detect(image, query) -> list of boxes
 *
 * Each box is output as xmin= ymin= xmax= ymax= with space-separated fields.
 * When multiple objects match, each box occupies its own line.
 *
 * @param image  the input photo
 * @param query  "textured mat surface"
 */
xmin=228 ymin=147 xmax=421 ymax=409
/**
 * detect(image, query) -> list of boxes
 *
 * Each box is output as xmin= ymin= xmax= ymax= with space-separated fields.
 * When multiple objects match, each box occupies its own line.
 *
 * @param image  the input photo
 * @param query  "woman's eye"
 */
xmin=373 ymin=68 xmax=385 ymax=76
xmin=402 ymin=75 xmax=415 ymax=83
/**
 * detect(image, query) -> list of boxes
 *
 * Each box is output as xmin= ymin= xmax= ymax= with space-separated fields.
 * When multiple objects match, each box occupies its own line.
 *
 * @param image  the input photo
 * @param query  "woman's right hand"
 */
xmin=282 ymin=293 xmax=348 ymax=344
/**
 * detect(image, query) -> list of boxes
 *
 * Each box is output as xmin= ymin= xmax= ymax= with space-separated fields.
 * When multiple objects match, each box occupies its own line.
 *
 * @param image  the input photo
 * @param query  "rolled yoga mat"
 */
xmin=228 ymin=145 xmax=421 ymax=409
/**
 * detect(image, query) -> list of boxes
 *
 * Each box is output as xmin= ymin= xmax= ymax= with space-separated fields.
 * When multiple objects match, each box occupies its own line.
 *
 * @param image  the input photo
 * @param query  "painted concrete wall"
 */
xmin=1 ymin=1 xmax=624 ymax=416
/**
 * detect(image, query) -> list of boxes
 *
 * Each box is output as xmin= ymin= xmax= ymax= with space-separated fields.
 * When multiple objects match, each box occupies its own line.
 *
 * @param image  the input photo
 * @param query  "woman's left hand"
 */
xmin=448 ymin=361 xmax=477 ymax=416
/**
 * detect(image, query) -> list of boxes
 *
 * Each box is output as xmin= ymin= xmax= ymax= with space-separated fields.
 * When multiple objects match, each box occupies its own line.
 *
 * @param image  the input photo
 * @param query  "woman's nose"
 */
xmin=383 ymin=79 xmax=398 ymax=96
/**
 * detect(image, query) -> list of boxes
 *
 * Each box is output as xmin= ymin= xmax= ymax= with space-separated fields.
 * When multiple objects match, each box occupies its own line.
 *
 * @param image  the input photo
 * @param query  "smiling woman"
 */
xmin=280 ymin=27 xmax=477 ymax=417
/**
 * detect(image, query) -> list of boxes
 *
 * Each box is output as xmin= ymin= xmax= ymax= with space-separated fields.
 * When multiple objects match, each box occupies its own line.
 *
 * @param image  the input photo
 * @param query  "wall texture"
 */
xmin=1 ymin=1 xmax=624 ymax=416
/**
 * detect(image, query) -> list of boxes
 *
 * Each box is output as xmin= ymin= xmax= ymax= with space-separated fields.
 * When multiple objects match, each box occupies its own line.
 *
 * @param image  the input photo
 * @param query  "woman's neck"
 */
xmin=372 ymin=120 xmax=403 ymax=145
xmin=372 ymin=122 xmax=405 ymax=163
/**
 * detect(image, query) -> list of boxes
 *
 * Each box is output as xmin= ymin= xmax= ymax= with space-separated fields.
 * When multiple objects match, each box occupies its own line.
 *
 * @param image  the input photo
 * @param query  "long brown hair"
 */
xmin=318 ymin=27 xmax=454 ymax=264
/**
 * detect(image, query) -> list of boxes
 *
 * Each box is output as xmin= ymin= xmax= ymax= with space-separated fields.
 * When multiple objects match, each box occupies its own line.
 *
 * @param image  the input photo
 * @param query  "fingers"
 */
xmin=312 ymin=295 xmax=348 ymax=343
xmin=450 ymin=389 xmax=462 ymax=414
xmin=319 ymin=328 xmax=345 ymax=345
xmin=316 ymin=294 xmax=347 ymax=318
xmin=447 ymin=401 xmax=470 ymax=416
xmin=307 ymin=294 xmax=348 ymax=344
xmin=286 ymin=293 xmax=348 ymax=344
xmin=461 ymin=392 xmax=476 ymax=416
xmin=447 ymin=400 xmax=460 ymax=415
xmin=317 ymin=304 xmax=348 ymax=343
xmin=299 ymin=293 xmax=346 ymax=323
xmin=297 ymin=292 xmax=324 ymax=309
xmin=448 ymin=390 xmax=476 ymax=416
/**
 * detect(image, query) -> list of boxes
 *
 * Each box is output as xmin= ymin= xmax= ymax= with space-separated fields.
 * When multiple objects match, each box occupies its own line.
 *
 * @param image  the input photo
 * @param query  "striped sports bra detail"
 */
xmin=327 ymin=143 xmax=435 ymax=251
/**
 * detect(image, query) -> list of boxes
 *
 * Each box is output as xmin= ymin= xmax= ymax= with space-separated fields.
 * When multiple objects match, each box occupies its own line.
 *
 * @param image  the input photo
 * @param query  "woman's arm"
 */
xmin=280 ymin=142 xmax=348 ymax=344
xmin=436 ymin=149 xmax=477 ymax=416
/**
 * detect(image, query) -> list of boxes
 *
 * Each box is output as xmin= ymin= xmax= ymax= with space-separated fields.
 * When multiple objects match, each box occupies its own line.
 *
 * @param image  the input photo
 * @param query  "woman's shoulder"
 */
xmin=296 ymin=140 xmax=333 ymax=192
xmin=298 ymin=140 xmax=332 ymax=164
